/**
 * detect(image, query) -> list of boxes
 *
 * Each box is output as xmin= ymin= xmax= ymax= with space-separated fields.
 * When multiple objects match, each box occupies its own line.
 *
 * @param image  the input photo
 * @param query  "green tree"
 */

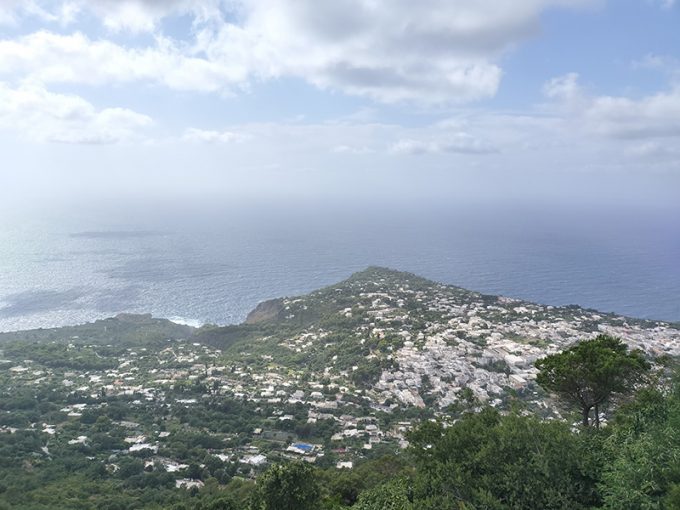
xmin=535 ymin=335 xmax=650 ymax=427
xmin=248 ymin=462 xmax=320 ymax=510
xmin=599 ymin=375 xmax=680 ymax=509
xmin=353 ymin=478 xmax=413 ymax=510
xmin=408 ymin=408 xmax=600 ymax=509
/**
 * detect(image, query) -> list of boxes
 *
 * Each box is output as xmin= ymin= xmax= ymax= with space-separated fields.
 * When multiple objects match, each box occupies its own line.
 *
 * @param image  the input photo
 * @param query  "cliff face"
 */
xmin=245 ymin=298 xmax=285 ymax=324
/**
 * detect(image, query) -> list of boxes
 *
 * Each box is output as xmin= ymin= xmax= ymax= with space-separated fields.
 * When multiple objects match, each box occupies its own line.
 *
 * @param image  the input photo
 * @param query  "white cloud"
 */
xmin=390 ymin=132 xmax=498 ymax=155
xmin=545 ymin=73 xmax=680 ymax=139
xmin=182 ymin=128 xmax=248 ymax=143
xmin=0 ymin=1 xmax=59 ymax=25
xmin=0 ymin=1 xmax=597 ymax=104
xmin=624 ymin=141 xmax=680 ymax=161
xmin=0 ymin=82 xmax=152 ymax=143
xmin=586 ymin=89 xmax=680 ymax=138
xmin=84 ymin=0 xmax=227 ymax=32
xmin=632 ymin=54 xmax=680 ymax=80
xmin=332 ymin=144 xmax=373 ymax=154
xmin=0 ymin=0 xmax=226 ymax=31
xmin=652 ymin=0 xmax=675 ymax=9
xmin=0 ymin=31 xmax=250 ymax=91
xmin=390 ymin=139 xmax=438 ymax=155
xmin=543 ymin=72 xmax=582 ymax=100
xmin=208 ymin=0 xmax=584 ymax=104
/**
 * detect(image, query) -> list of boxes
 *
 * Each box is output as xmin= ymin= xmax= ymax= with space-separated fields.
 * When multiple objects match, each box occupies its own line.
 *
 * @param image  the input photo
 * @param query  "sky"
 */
xmin=0 ymin=0 xmax=679 ymax=214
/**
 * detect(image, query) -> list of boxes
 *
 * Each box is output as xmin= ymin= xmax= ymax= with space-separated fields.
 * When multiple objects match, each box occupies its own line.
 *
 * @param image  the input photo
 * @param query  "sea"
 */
xmin=1 ymin=200 xmax=679 ymax=332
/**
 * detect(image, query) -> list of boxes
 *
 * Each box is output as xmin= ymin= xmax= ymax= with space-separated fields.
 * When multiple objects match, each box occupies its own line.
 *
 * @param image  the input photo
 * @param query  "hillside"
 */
xmin=0 ymin=313 xmax=195 ymax=346
xmin=1 ymin=267 xmax=679 ymax=508
xmin=195 ymin=266 xmax=680 ymax=411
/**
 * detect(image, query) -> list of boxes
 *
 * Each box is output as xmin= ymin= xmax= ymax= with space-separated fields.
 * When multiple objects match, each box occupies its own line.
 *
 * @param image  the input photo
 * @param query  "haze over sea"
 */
xmin=1 ymin=199 xmax=679 ymax=332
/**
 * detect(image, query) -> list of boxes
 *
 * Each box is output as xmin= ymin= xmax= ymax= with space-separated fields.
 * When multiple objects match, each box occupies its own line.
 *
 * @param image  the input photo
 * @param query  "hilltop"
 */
xmin=194 ymin=266 xmax=680 ymax=410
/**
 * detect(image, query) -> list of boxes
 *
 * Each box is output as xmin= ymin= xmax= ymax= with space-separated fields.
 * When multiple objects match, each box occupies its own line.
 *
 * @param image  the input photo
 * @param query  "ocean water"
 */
xmin=0 ymin=201 xmax=679 ymax=332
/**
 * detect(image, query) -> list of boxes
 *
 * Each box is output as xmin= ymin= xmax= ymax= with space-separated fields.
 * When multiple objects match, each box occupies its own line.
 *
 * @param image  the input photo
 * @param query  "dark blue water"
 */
xmin=1 ymin=200 xmax=678 ymax=331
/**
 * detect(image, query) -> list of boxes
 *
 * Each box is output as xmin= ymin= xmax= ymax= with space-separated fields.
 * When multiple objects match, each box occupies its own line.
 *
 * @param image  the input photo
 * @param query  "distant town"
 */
xmin=1 ymin=267 xmax=679 ymax=495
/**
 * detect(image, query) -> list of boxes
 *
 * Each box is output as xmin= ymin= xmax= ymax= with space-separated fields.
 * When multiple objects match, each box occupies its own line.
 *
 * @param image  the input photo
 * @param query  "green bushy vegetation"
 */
xmin=1 ymin=369 xmax=679 ymax=509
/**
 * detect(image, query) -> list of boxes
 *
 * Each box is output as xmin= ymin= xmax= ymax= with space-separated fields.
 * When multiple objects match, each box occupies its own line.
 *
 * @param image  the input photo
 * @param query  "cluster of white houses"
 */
xmin=3 ymin=270 xmax=680 ymax=481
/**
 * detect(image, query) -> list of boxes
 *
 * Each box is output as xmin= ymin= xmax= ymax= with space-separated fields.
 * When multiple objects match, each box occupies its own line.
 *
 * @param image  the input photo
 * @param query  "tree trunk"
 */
xmin=594 ymin=403 xmax=600 ymax=429
xmin=582 ymin=406 xmax=590 ymax=427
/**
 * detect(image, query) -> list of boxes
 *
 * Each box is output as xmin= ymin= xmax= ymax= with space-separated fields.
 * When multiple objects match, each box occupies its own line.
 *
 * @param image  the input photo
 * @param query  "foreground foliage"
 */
xmin=1 ymin=369 xmax=679 ymax=509
xmin=408 ymin=409 xmax=600 ymax=509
